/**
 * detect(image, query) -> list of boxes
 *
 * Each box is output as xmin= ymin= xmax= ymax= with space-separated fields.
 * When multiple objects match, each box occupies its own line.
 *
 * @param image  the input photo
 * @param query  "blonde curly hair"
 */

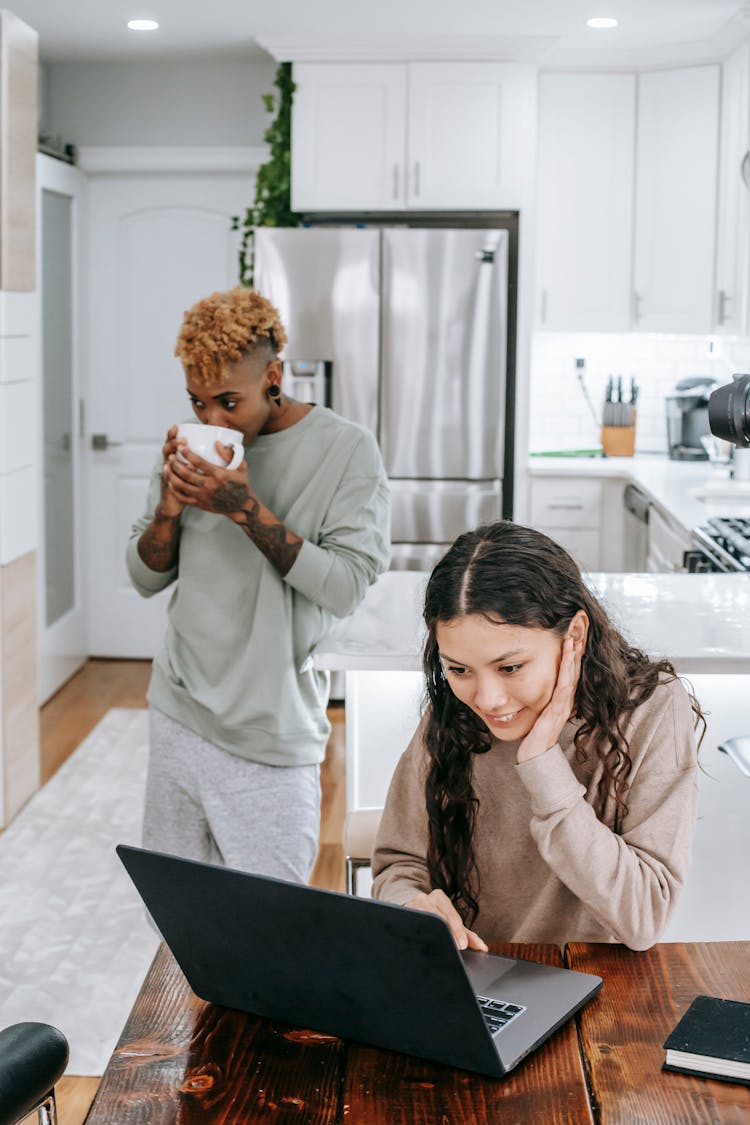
xmin=175 ymin=286 xmax=288 ymax=385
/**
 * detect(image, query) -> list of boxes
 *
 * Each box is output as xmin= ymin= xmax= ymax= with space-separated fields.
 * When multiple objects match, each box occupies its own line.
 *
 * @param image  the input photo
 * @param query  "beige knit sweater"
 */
xmin=371 ymin=676 xmax=699 ymax=950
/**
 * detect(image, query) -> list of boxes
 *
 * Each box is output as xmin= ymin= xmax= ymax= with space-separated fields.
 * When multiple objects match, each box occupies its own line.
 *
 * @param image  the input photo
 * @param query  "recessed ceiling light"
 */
xmin=586 ymin=16 xmax=619 ymax=29
xmin=127 ymin=18 xmax=159 ymax=31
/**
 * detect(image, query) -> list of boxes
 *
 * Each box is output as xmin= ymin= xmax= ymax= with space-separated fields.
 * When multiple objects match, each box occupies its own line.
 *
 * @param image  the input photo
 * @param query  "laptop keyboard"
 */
xmin=476 ymin=995 xmax=526 ymax=1037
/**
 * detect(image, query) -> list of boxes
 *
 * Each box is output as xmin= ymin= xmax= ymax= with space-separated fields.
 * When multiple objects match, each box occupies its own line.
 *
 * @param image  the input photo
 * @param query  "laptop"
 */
xmin=117 ymin=844 xmax=602 ymax=1079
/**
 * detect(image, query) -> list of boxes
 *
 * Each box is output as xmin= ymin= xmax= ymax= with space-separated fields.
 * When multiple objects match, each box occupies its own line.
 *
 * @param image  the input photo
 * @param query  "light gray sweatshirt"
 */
xmin=127 ymin=406 xmax=390 ymax=766
xmin=372 ymin=676 xmax=699 ymax=950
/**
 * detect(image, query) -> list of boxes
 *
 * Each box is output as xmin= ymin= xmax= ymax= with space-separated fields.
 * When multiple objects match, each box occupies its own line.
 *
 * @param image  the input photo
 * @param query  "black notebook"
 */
xmin=662 ymin=994 xmax=750 ymax=1086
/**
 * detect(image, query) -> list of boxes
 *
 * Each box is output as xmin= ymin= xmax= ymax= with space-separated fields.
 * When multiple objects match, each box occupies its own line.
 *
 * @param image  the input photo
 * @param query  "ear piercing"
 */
xmin=268 ymin=384 xmax=282 ymax=405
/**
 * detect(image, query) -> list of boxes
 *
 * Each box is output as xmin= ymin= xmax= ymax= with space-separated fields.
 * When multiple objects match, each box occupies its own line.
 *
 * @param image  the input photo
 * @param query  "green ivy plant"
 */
xmin=232 ymin=62 xmax=300 ymax=287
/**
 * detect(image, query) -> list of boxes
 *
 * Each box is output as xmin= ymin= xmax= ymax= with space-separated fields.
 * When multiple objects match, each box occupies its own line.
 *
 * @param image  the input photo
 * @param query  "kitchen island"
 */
xmin=313 ymin=568 xmax=750 ymax=940
xmin=314 ymin=567 xmax=750 ymax=675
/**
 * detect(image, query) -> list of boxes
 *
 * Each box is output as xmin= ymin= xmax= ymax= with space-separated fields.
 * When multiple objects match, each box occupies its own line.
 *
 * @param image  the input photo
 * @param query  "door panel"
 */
xmin=85 ymin=171 xmax=250 ymax=656
xmin=38 ymin=154 xmax=86 ymax=702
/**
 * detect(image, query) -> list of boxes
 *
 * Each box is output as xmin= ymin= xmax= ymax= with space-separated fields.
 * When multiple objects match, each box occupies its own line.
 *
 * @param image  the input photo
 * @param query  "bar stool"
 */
xmin=342 ymin=806 xmax=383 ymax=894
xmin=0 ymin=1022 xmax=69 ymax=1125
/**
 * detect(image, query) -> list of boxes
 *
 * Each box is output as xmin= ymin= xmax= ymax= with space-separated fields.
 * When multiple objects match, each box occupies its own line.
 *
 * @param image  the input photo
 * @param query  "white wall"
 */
xmin=42 ymin=56 xmax=277 ymax=146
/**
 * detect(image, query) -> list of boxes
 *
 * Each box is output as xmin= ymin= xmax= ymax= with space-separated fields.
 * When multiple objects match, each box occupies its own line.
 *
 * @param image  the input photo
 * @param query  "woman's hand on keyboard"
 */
xmin=404 ymin=889 xmax=488 ymax=952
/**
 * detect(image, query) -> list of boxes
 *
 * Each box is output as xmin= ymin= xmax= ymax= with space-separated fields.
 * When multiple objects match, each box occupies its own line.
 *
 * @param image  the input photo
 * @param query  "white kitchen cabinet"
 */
xmin=715 ymin=42 xmax=750 ymax=336
xmin=535 ymin=65 xmax=721 ymax=335
xmin=291 ymin=61 xmax=535 ymax=211
xmin=632 ymin=66 xmax=720 ymax=334
xmin=529 ymin=477 xmax=602 ymax=571
xmin=291 ymin=64 xmax=407 ymax=211
xmin=535 ymin=73 xmax=636 ymax=331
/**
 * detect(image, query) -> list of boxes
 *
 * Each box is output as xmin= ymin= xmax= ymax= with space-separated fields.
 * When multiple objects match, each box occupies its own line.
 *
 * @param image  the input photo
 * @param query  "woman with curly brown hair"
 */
xmin=372 ymin=521 xmax=702 ymax=951
xmin=127 ymin=286 xmax=390 ymax=882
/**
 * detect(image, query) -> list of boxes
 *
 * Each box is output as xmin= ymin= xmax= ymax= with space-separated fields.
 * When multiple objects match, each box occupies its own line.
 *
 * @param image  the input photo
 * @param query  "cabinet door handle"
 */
xmin=631 ymin=290 xmax=642 ymax=323
xmin=742 ymin=150 xmax=750 ymax=190
xmin=548 ymin=503 xmax=583 ymax=511
xmin=413 ymin=160 xmax=421 ymax=198
xmin=392 ymin=163 xmax=400 ymax=201
xmin=717 ymin=289 xmax=731 ymax=325
xmin=540 ymin=289 xmax=548 ymax=324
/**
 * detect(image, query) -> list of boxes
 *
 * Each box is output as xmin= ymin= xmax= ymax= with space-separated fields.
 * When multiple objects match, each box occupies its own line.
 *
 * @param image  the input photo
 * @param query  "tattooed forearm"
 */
xmin=137 ymin=512 xmax=181 ymax=571
xmin=211 ymin=480 xmax=251 ymax=513
xmin=235 ymin=496 xmax=303 ymax=576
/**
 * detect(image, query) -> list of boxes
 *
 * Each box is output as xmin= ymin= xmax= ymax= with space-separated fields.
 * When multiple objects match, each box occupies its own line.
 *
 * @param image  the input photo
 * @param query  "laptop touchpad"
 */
xmin=461 ymin=949 xmax=517 ymax=991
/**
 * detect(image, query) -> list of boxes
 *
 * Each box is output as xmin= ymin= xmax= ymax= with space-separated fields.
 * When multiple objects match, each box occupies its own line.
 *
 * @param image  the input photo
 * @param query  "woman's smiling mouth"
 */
xmin=485 ymin=709 xmax=523 ymax=725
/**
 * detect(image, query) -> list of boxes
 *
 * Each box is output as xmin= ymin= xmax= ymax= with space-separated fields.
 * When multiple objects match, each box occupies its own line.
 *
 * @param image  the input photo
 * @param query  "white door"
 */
xmin=37 ymin=154 xmax=87 ymax=703
xmin=291 ymin=63 xmax=407 ymax=211
xmin=632 ymin=66 xmax=720 ymax=333
xmin=83 ymin=167 xmax=252 ymax=656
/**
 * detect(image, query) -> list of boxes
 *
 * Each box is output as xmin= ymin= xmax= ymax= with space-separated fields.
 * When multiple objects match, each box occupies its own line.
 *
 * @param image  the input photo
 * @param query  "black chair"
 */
xmin=0 ymin=1023 xmax=69 ymax=1125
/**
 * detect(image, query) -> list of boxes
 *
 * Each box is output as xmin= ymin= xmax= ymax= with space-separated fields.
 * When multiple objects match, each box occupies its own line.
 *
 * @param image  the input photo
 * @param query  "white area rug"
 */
xmin=0 ymin=708 xmax=160 ymax=1075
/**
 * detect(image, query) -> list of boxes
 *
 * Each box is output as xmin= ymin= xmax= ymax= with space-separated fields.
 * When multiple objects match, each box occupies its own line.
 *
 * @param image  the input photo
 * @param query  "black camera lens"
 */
xmin=708 ymin=374 xmax=750 ymax=448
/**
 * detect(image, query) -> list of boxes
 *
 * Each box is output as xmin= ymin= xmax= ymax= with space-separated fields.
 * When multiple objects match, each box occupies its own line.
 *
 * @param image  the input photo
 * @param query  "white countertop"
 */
xmin=313 ymin=568 xmax=750 ymax=674
xmin=527 ymin=453 xmax=749 ymax=533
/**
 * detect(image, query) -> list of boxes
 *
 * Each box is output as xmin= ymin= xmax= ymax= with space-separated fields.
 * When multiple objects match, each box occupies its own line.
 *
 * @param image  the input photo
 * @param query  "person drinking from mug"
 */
xmin=372 ymin=521 xmax=703 ymax=951
xmin=127 ymin=286 xmax=390 ymax=881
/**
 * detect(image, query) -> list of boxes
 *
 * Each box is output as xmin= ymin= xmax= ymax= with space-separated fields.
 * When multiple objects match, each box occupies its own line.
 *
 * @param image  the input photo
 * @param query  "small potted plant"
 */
xmin=232 ymin=62 xmax=300 ymax=287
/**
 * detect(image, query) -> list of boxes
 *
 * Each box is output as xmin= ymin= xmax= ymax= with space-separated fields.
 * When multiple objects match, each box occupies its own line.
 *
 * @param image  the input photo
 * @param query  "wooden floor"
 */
xmin=37 ymin=658 xmax=347 ymax=1125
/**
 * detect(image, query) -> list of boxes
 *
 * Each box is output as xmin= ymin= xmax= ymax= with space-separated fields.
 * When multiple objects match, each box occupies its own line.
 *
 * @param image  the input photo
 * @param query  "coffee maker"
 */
xmin=665 ymin=376 xmax=719 ymax=460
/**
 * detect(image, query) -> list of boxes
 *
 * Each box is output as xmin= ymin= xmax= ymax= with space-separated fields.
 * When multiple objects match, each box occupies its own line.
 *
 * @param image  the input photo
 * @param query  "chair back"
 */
xmin=0 ymin=1022 xmax=69 ymax=1125
xmin=343 ymin=807 xmax=383 ymax=894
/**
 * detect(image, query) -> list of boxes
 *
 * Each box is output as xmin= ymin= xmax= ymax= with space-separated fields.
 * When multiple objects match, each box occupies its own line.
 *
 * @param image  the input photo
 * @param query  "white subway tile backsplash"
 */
xmin=528 ymin=332 xmax=748 ymax=455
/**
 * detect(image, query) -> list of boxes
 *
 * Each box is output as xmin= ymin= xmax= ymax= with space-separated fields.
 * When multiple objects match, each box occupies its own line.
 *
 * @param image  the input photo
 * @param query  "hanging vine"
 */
xmin=232 ymin=62 xmax=300 ymax=287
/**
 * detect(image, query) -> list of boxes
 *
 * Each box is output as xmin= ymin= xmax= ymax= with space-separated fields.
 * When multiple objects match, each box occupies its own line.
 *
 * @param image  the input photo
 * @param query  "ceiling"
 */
xmin=7 ymin=0 xmax=750 ymax=66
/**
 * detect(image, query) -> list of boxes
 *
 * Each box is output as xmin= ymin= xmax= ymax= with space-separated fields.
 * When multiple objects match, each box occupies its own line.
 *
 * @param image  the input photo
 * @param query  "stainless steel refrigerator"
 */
xmin=255 ymin=222 xmax=515 ymax=570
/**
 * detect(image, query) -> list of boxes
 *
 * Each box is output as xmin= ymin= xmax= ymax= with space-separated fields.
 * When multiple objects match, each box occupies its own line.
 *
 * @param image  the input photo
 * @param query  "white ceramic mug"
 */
xmin=176 ymin=423 xmax=245 ymax=470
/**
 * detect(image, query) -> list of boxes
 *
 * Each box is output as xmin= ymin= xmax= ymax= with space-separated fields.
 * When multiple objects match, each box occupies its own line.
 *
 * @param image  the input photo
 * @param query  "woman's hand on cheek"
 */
xmin=517 ymin=634 xmax=582 ymax=764
xmin=404 ymin=889 xmax=488 ymax=952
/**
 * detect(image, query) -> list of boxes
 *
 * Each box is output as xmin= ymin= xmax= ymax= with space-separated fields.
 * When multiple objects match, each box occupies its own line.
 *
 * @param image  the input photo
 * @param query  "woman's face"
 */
xmin=185 ymin=353 xmax=279 ymax=443
xmin=435 ymin=613 xmax=567 ymax=742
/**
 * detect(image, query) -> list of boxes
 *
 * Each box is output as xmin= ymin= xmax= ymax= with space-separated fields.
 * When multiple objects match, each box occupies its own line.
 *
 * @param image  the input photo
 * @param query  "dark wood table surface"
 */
xmin=567 ymin=941 xmax=750 ymax=1124
xmin=84 ymin=941 xmax=750 ymax=1124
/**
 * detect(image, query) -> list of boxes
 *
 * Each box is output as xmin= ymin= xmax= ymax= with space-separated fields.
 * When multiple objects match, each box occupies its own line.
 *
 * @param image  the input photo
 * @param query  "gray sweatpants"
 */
xmin=142 ymin=707 xmax=321 ymax=882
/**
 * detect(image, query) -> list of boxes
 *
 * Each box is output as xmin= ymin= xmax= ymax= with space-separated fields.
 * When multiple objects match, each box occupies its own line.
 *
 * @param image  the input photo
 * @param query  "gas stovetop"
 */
xmin=693 ymin=517 xmax=750 ymax=571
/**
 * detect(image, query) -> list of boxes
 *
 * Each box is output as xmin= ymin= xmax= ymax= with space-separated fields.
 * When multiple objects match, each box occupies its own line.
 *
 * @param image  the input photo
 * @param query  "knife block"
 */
xmin=601 ymin=419 xmax=636 ymax=457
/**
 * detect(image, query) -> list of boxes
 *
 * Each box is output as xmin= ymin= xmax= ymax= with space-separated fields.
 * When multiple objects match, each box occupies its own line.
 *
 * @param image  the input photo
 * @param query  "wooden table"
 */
xmin=84 ymin=942 xmax=750 ymax=1124
xmin=568 ymin=941 xmax=750 ymax=1124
